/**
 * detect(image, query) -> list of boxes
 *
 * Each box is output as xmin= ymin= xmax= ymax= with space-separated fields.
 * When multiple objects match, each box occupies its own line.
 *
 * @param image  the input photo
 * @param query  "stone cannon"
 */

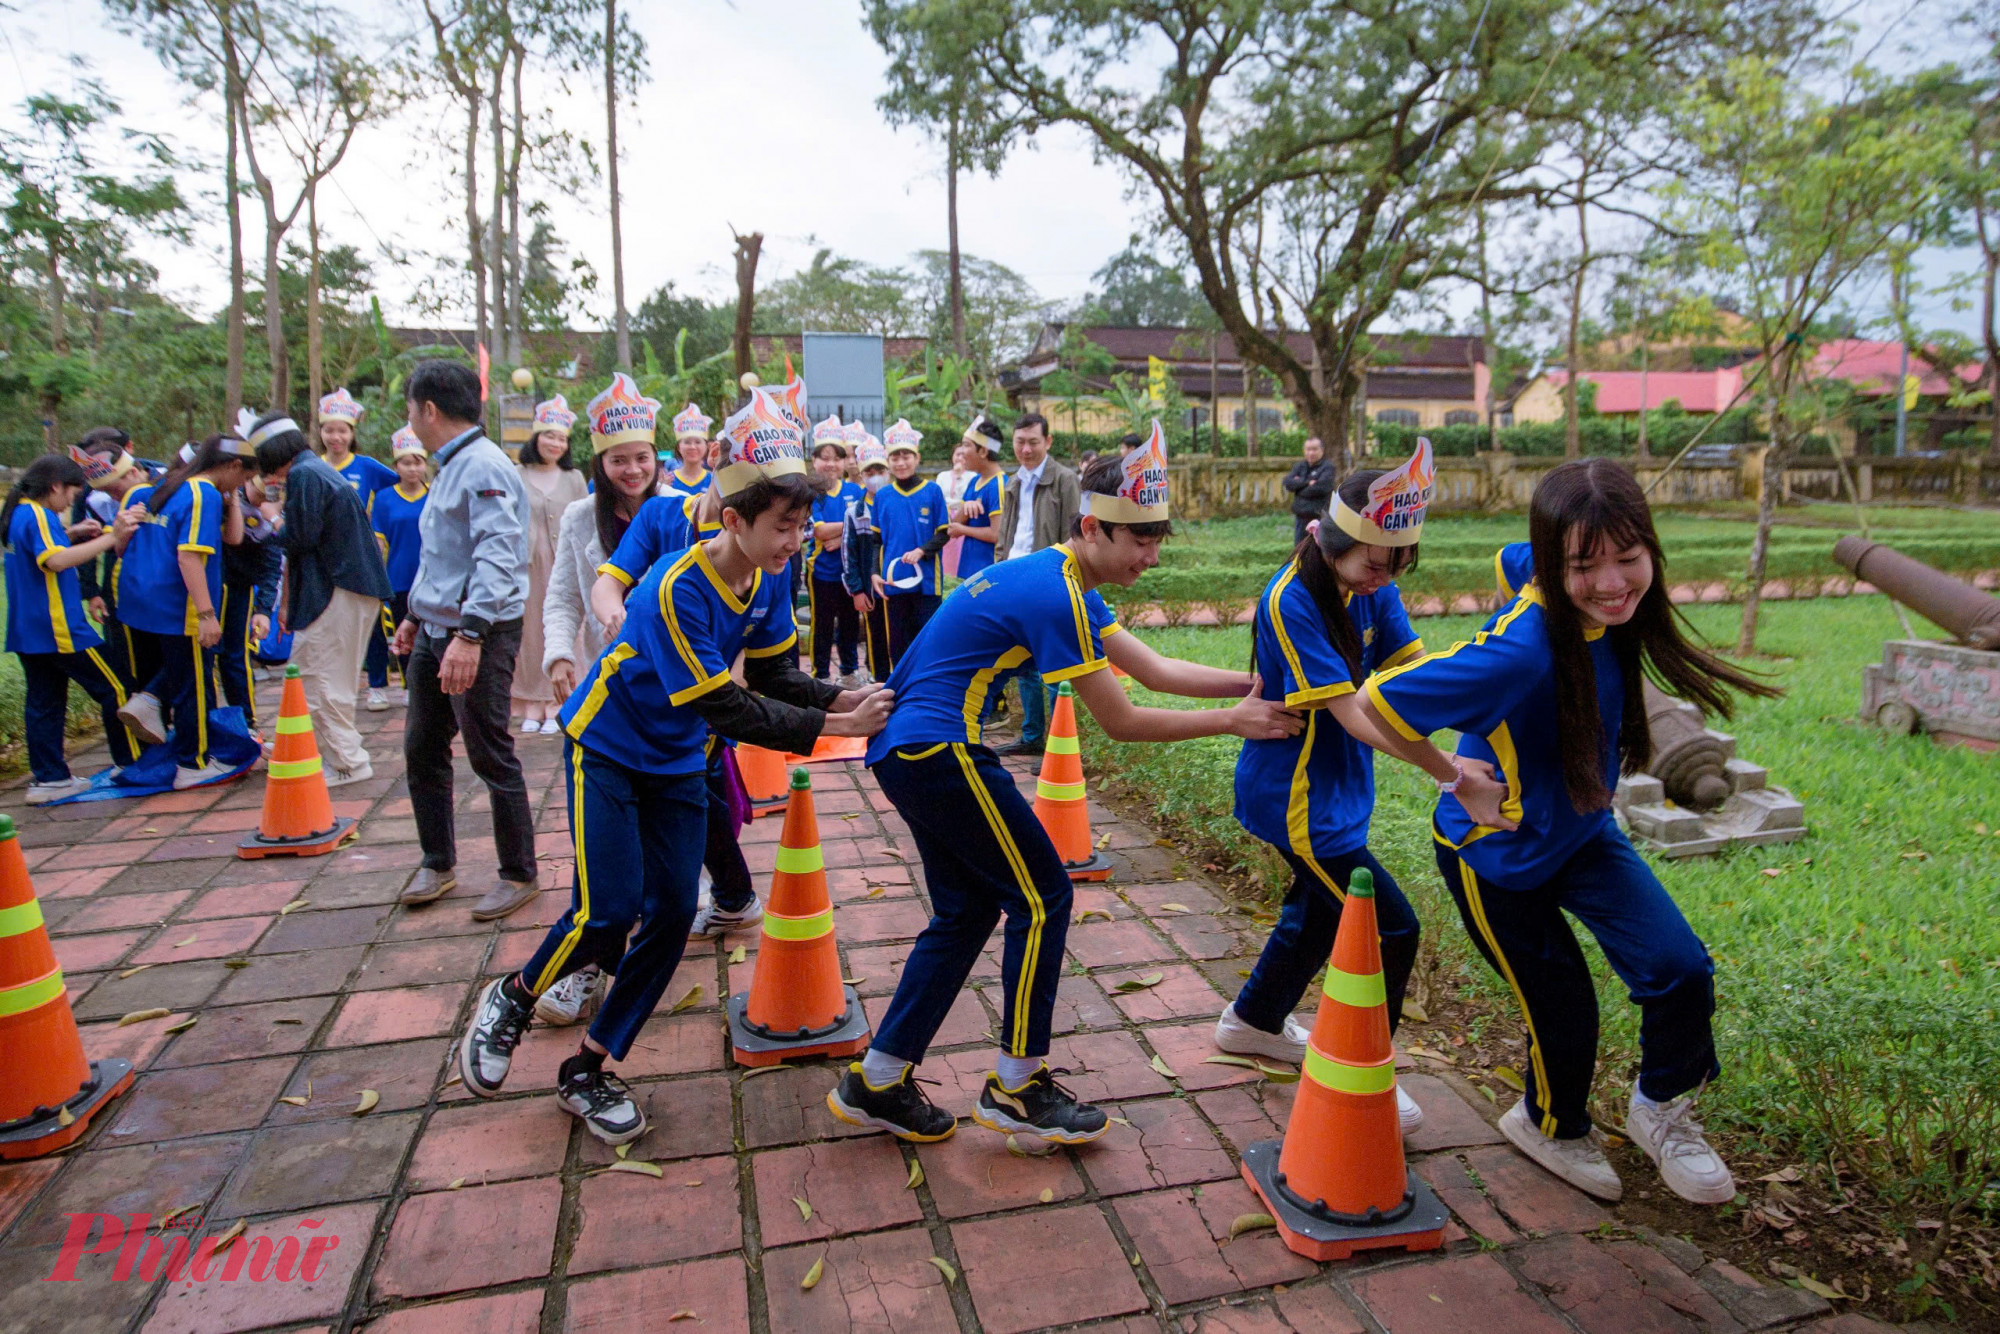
xmin=1612 ymin=685 xmax=1806 ymax=858
xmin=1832 ymin=537 xmax=2000 ymax=650
xmin=1642 ymin=681 xmax=1732 ymax=810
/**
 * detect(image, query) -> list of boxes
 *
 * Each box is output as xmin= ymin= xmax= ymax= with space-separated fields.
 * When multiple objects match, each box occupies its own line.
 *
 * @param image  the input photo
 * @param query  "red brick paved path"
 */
xmin=0 ymin=682 xmax=1887 ymax=1334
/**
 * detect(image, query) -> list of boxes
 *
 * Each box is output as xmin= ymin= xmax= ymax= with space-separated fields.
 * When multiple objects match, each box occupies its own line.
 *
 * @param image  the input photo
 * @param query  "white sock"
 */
xmin=995 ymin=1053 xmax=1041 ymax=1086
xmin=859 ymin=1049 xmax=910 ymax=1088
xmin=1632 ymin=1083 xmax=1664 ymax=1111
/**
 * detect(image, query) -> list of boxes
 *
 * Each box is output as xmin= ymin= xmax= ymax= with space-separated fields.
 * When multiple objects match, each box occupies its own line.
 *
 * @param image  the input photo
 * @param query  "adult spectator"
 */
xmin=392 ymin=359 xmax=539 ymax=921
xmin=990 ymin=411 xmax=1081 ymax=757
xmin=511 ymin=400 xmax=588 ymax=734
xmin=252 ymin=415 xmax=393 ymax=786
xmin=1283 ymin=435 xmax=1336 ymax=545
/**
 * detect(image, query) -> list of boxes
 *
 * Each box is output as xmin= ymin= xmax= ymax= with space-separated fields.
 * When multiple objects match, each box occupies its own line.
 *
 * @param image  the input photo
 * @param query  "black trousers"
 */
xmin=884 ymin=592 xmax=940 ymax=664
xmin=102 ymin=609 xmax=158 ymax=696
xmin=140 ymin=631 xmax=218 ymax=770
xmin=216 ymin=582 xmax=260 ymax=727
xmin=362 ymin=594 xmax=403 ymax=689
xmin=704 ymin=748 xmax=754 ymax=913
xmin=18 ymin=647 xmax=141 ymax=784
xmin=859 ymin=595 xmax=892 ymax=680
xmin=405 ymin=623 xmax=537 ymax=884
xmin=808 ymin=577 xmax=860 ymax=677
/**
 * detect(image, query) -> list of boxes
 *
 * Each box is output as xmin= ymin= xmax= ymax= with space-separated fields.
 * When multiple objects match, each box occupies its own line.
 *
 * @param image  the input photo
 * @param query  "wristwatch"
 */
xmin=453 ymin=627 xmax=484 ymax=646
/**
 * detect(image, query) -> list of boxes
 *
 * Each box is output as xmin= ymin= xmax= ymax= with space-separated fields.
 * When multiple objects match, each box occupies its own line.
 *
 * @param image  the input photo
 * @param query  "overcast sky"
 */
xmin=0 ymin=0 xmax=1977 ymax=343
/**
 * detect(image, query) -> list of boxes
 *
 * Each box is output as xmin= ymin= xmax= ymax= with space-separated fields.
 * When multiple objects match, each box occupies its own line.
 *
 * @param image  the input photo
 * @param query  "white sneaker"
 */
xmin=324 ymin=760 xmax=374 ymax=788
xmin=365 ymin=688 xmax=389 ymax=712
xmin=690 ymin=898 xmax=765 ymax=940
xmin=390 ymin=687 xmax=410 ymax=706
xmin=1500 ymin=1097 xmax=1623 ymax=1201
xmin=539 ymin=718 xmax=562 ymax=734
xmin=520 ymin=718 xmax=541 ymax=734
xmin=172 ymin=759 xmax=235 ymax=790
xmin=534 ymin=965 xmax=608 ymax=1026
xmin=1213 ymin=1002 xmax=1310 ymax=1063
xmin=1626 ymin=1087 xmax=1736 ymax=1204
xmin=26 ymin=776 xmax=89 ymax=805
xmin=118 ymin=691 xmax=167 ymax=746
xmin=1397 ymin=1084 xmax=1424 ymax=1135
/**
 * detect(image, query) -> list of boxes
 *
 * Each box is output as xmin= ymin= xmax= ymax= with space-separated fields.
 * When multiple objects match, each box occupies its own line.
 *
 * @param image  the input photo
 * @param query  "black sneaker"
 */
xmin=826 ymin=1064 xmax=958 ymax=1142
xmin=972 ymin=1066 xmax=1109 ymax=1144
xmin=458 ymin=977 xmax=532 ymax=1096
xmin=557 ymin=1068 xmax=647 ymax=1145
xmin=992 ymin=738 xmax=1044 ymax=759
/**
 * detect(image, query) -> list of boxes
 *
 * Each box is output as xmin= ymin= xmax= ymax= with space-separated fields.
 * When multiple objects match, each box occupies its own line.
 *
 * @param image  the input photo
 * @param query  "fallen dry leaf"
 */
xmin=1113 ymin=972 xmax=1165 ymax=993
xmin=117 ymin=1008 xmax=169 ymax=1027
xmin=208 ymin=1219 xmax=246 ymax=1252
xmin=1257 ymin=1063 xmax=1300 ymax=1084
xmin=156 ymin=1204 xmax=199 ymax=1232
xmin=1157 ymin=903 xmax=1191 ymax=914
xmin=57 ymin=1105 xmax=75 ymax=1127
xmin=1074 ymin=908 xmax=1112 ymax=923
xmin=1229 ymin=1212 xmax=1277 ymax=1239
xmin=223 ymin=959 xmax=251 ymax=970
xmin=607 ymin=1160 xmax=664 ymax=1178
xmin=271 ymin=1017 xmax=302 ymax=1025
xmin=1150 ymin=1054 xmax=1178 ymax=1079
xmin=1205 ymin=1055 xmax=1260 ymax=1071
xmin=1038 ymin=1188 xmax=1054 ymax=1203
xmin=794 ymin=1196 xmax=813 ymax=1222
xmin=801 ymin=1255 xmax=825 ymax=1290
xmin=865 ymin=886 xmax=886 ymax=898
xmin=1797 ymin=1276 xmax=1843 ymax=1300
xmin=352 ymin=1089 xmax=380 ymax=1116
xmin=669 ymin=985 xmax=703 ymax=1014
xmin=279 ymin=899 xmax=308 ymax=915
xmin=170 ymin=933 xmax=200 ymax=949
xmin=1491 ymin=1065 xmax=1526 ymax=1092
xmin=729 ymin=945 xmax=747 ymax=965
xmin=927 ymin=1256 xmax=957 ymax=1286
xmin=906 ymin=1159 xmax=924 ymax=1190
xmin=1400 ymin=998 xmax=1430 ymax=1023
xmin=118 ymin=964 xmax=153 ymax=980
xmin=840 ymin=976 xmax=866 ymax=986
xmin=447 ymin=1177 xmax=466 ymax=1190
xmin=669 ymin=1308 xmax=700 ymax=1320
xmin=164 ymin=1017 xmax=198 ymax=1035
xmin=279 ymin=1080 xmax=314 ymax=1107
xmin=615 ymin=1144 xmax=630 ymax=1160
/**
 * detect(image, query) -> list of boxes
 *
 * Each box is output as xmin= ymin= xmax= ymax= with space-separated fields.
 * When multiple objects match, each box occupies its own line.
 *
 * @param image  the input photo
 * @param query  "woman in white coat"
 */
xmin=544 ymin=436 xmax=659 ymax=703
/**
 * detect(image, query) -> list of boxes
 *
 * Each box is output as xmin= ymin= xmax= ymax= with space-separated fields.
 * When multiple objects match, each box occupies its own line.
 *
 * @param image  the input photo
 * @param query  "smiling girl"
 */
xmin=1363 ymin=458 xmax=1778 ymax=1206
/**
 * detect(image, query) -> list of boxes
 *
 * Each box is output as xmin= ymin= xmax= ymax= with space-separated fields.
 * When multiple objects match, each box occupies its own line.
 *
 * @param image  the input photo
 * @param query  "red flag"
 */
xmin=477 ymin=343 xmax=491 ymax=401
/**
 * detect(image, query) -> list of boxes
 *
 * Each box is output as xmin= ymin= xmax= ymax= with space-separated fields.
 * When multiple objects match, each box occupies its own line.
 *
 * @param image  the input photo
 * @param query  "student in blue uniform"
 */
xmin=948 ymin=417 xmax=1005 ymax=582
xmin=318 ymin=388 xmax=397 ymax=705
xmin=369 ymin=428 xmax=431 ymax=690
xmin=67 ymin=430 xmax=158 ymax=692
xmin=661 ymin=403 xmax=714 ymax=497
xmin=454 ymin=383 xmax=892 ymax=1144
xmin=873 ymin=418 xmax=950 ymax=659
xmin=1364 ymin=458 xmax=1778 ymax=1206
xmin=828 ymin=432 xmax=1305 ymax=1146
xmin=114 ymin=435 xmax=256 ymax=789
xmin=216 ymin=475 xmax=282 ymax=731
xmin=841 ymin=434 xmax=893 ymax=678
xmin=1222 ymin=443 xmax=1513 ymax=1136
xmin=4 ymin=454 xmax=143 ymax=803
xmin=806 ymin=422 xmax=864 ymax=685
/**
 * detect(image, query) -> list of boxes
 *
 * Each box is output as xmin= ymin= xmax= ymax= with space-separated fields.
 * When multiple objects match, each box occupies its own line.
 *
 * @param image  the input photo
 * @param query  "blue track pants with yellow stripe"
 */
xmin=871 ymin=742 xmax=1072 ymax=1063
xmin=518 ymin=738 xmax=706 ymax=1060
xmin=18 ymin=648 xmax=141 ymax=784
xmin=1434 ymin=823 xmax=1719 ymax=1140
xmin=140 ymin=631 xmax=219 ymax=770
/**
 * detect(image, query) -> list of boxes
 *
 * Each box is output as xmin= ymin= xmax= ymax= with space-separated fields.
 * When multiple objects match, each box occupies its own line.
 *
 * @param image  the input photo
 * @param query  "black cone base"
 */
xmin=1240 ymin=1138 xmax=1449 ymax=1261
xmin=727 ymin=985 xmax=871 ymax=1068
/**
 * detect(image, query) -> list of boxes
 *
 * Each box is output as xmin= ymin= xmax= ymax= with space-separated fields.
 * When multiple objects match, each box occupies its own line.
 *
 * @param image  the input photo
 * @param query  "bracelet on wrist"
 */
xmin=1436 ymin=760 xmax=1466 ymax=795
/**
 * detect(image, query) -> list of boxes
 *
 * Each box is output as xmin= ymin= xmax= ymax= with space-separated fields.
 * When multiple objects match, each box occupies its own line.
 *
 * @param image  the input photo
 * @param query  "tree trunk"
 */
xmin=222 ymin=17 xmax=246 ymax=418
xmin=1738 ymin=388 xmax=1791 ymax=654
xmin=307 ymin=187 xmax=323 ymax=429
xmin=731 ymin=230 xmax=763 ymax=380
xmin=1564 ymin=189 xmax=1589 ymax=460
xmin=464 ymin=94 xmax=486 ymax=356
xmin=1244 ymin=364 xmax=1259 ymax=457
xmin=506 ymin=43 xmax=525 ymax=364
xmin=263 ymin=211 xmax=286 ymax=408
xmin=488 ymin=65 xmax=505 ymax=366
xmin=1476 ymin=206 xmax=1498 ymax=452
xmin=947 ymin=100 xmax=966 ymax=365
xmin=606 ymin=0 xmax=630 ymax=371
xmin=1984 ymin=241 xmax=1999 ymax=460
xmin=40 ymin=248 xmax=67 ymax=452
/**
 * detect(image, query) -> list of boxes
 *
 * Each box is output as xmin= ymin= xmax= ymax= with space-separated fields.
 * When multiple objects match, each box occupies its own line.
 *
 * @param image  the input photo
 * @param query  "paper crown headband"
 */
xmin=533 ymin=395 xmax=578 ymax=435
xmin=961 ymin=414 xmax=1004 ymax=456
xmin=69 ymin=443 xmax=135 ymax=489
xmin=811 ymin=414 xmax=847 ymax=448
xmin=768 ymin=377 xmax=811 ymax=437
xmin=840 ymin=421 xmax=869 ymax=449
xmin=672 ymin=402 xmax=713 ymax=442
xmin=1330 ymin=436 xmax=1433 ymax=547
xmin=392 ymin=426 xmax=426 ymax=458
xmin=1082 ymin=419 xmax=1170 ymax=524
xmin=587 ymin=373 xmax=662 ymax=451
xmin=235 ymin=408 xmax=302 ymax=452
xmin=883 ymin=418 xmax=922 ymax=455
xmin=714 ymin=384 xmax=810 ymax=494
xmin=855 ymin=436 xmax=888 ymax=470
xmin=317 ymin=388 xmax=364 ymax=423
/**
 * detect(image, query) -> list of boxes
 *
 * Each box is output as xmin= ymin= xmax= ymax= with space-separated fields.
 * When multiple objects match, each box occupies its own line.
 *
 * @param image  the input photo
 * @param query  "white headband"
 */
xmin=245 ymin=416 xmax=301 ymax=450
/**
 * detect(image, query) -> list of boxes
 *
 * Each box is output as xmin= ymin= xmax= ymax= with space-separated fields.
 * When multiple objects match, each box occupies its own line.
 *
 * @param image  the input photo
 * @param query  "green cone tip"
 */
xmin=285 ymin=664 xmax=302 ymax=678
xmin=0 ymin=814 xmax=14 ymax=841
xmin=1347 ymin=867 xmax=1375 ymax=898
xmin=790 ymin=767 xmax=812 ymax=790
xmin=1057 ymin=681 xmax=1074 ymax=696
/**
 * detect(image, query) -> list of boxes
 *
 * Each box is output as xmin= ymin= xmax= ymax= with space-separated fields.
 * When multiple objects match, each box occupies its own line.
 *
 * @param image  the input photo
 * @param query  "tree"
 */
xmin=756 ymin=249 xmax=913 ymax=336
xmin=0 ymin=85 xmax=186 ymax=449
xmin=1669 ymin=57 xmax=1961 ymax=652
xmin=597 ymin=0 xmax=648 ymax=371
xmin=520 ymin=217 xmax=596 ymax=334
xmin=874 ymin=0 xmax=1807 ymax=471
xmin=909 ymin=250 xmax=1045 ymax=382
xmin=632 ymin=280 xmax=732 ymax=368
xmin=1082 ymin=239 xmax=1217 ymax=328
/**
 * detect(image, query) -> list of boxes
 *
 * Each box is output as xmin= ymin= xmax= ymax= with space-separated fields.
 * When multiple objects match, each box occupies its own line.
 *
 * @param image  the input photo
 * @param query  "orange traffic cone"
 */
xmin=1240 ymin=868 xmax=1447 ymax=1259
xmin=1031 ymin=682 xmax=1112 ymax=881
xmin=0 ymin=815 xmax=135 ymax=1159
xmin=736 ymin=743 xmax=789 ymax=818
xmin=726 ymin=768 xmax=870 ymax=1066
xmin=237 ymin=665 xmax=358 ymax=859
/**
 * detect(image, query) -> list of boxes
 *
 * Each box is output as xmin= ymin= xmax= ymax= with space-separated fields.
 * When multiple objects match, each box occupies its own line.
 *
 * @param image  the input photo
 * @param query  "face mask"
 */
xmin=864 ymin=473 xmax=888 ymax=493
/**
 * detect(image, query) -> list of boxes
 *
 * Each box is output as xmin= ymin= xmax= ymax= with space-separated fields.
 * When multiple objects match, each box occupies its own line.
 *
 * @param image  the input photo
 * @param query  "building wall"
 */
xmin=1509 ymin=376 xmax=1568 ymax=425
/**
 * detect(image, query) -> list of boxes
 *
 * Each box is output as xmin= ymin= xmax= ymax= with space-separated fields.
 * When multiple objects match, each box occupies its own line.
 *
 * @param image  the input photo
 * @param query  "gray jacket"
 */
xmin=994 ymin=458 xmax=1081 ymax=560
xmin=408 ymin=429 xmax=529 ymax=636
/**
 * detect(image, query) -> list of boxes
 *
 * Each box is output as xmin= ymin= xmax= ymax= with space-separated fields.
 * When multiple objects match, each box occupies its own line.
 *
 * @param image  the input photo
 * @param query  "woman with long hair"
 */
xmin=3 ymin=454 xmax=143 ymax=802
xmin=113 ymin=434 xmax=256 ymax=788
xmin=512 ymin=401 xmax=588 ymax=733
xmin=1365 ymin=457 xmax=1779 ymax=1206
xmin=1222 ymin=447 xmax=1512 ymax=1137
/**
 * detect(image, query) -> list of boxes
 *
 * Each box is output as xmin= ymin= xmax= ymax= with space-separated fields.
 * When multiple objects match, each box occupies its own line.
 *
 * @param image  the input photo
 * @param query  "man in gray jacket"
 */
xmin=392 ymin=360 xmax=539 ymax=920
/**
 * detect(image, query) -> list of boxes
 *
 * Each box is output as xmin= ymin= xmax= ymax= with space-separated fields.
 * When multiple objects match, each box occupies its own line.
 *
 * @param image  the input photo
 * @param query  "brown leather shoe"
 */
xmin=400 ymin=868 xmax=456 ymax=906
xmin=471 ymin=877 xmax=540 ymax=921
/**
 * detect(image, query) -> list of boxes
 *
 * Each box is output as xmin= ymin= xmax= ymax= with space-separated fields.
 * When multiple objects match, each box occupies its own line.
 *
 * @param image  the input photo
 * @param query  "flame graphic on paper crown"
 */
xmin=318 ymin=387 xmax=364 ymax=423
xmin=714 ymin=384 xmax=809 ymax=493
xmin=840 ymin=421 xmax=869 ymax=449
xmin=811 ymin=413 xmax=847 ymax=447
xmin=672 ymin=402 xmax=713 ymax=440
xmin=1332 ymin=435 xmax=1433 ymax=547
xmin=587 ymin=373 xmax=661 ymax=446
xmin=69 ymin=443 xmax=134 ymax=487
xmin=392 ymin=426 xmax=426 ymax=457
xmin=767 ymin=376 xmax=811 ymax=436
xmin=883 ymin=418 xmax=922 ymax=454
xmin=533 ymin=395 xmax=577 ymax=433
xmin=1083 ymin=419 xmax=1170 ymax=523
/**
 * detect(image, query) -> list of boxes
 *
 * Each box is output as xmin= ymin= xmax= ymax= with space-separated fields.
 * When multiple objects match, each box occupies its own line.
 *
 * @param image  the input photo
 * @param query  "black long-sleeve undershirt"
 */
xmin=686 ymin=653 xmax=845 ymax=756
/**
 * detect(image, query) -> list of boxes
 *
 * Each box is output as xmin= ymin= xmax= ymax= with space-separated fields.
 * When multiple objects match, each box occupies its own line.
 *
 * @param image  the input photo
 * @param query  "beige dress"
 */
xmin=512 ymin=464 xmax=589 ymax=704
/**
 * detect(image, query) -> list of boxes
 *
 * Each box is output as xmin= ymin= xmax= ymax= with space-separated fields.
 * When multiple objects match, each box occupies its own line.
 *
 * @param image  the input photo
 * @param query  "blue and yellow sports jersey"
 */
xmin=955 ymin=472 xmax=1004 ymax=580
xmin=560 ymin=542 xmax=798 ymax=775
xmin=333 ymin=452 xmax=398 ymax=499
xmin=866 ymin=543 xmax=1121 ymax=763
xmin=117 ymin=479 xmax=223 ymax=638
xmin=1494 ymin=541 xmax=1534 ymax=601
xmin=5 ymin=501 xmax=103 ymax=656
xmin=810 ymin=480 xmax=864 ymax=582
xmin=598 ymin=493 xmax=718 ymax=589
xmin=369 ymin=482 xmax=429 ymax=593
xmin=661 ymin=467 xmax=711 ymax=499
xmin=1233 ymin=565 xmax=1422 ymax=860
xmin=1365 ymin=583 xmax=1623 ymax=889
xmin=873 ymin=477 xmax=948 ymax=596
